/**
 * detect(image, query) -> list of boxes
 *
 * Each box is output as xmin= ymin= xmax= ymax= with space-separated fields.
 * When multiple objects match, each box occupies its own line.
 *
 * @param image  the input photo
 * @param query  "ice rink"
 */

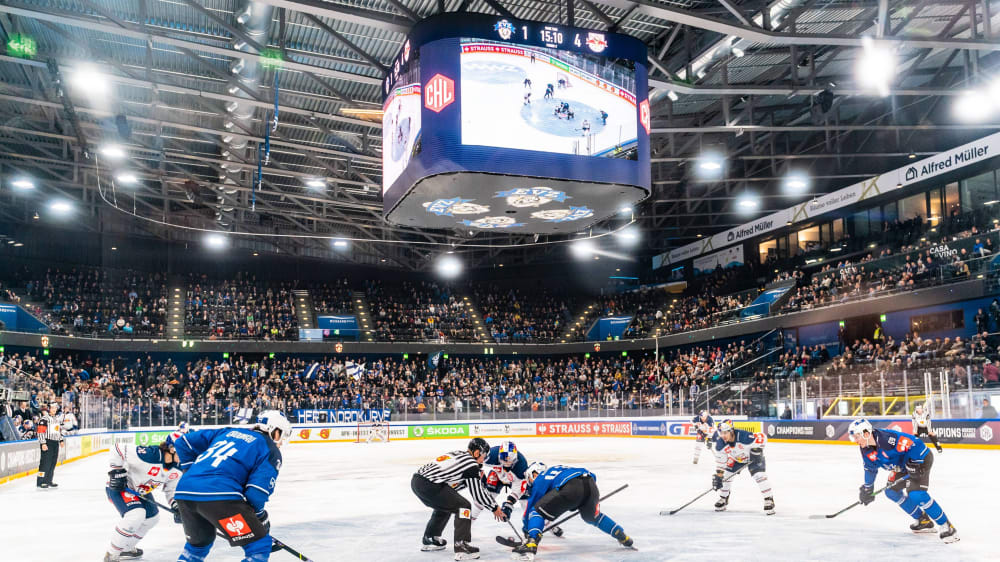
xmin=2 ymin=436 xmax=996 ymax=561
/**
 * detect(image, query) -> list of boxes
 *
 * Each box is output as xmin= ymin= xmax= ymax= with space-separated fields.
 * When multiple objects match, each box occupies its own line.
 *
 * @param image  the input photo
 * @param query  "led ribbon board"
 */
xmin=381 ymin=13 xmax=651 ymax=234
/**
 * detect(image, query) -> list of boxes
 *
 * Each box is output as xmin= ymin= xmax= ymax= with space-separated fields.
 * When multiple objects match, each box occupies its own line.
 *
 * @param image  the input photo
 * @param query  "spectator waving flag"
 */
xmin=428 ymin=351 xmax=443 ymax=370
xmin=345 ymin=361 xmax=365 ymax=380
xmin=302 ymin=362 xmax=321 ymax=380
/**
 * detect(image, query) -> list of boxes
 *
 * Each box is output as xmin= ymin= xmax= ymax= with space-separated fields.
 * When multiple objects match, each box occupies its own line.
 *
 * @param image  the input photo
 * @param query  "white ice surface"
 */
xmin=2 ymin=437 xmax=996 ymax=561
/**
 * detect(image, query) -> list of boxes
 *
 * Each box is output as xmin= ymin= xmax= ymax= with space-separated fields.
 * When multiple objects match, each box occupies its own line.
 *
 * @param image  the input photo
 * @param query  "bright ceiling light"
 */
xmin=615 ymin=228 xmax=640 ymax=248
xmin=204 ymin=233 xmax=228 ymax=250
xmin=11 ymin=178 xmax=35 ymax=190
xmin=736 ymin=193 xmax=760 ymax=211
xmin=71 ymin=64 xmax=109 ymax=95
xmin=855 ymin=36 xmax=896 ymax=97
xmin=436 ymin=255 xmax=463 ymax=279
xmin=697 ymin=153 xmax=724 ymax=173
xmin=785 ymin=172 xmax=809 ymax=193
xmin=305 ymin=178 xmax=325 ymax=189
xmin=953 ymin=90 xmax=993 ymax=122
xmin=666 ymin=90 xmax=679 ymax=102
xmin=116 ymin=173 xmax=138 ymax=185
xmin=49 ymin=200 xmax=73 ymax=214
xmin=732 ymin=47 xmax=745 ymax=58
xmin=619 ymin=206 xmax=632 ymax=215
xmin=332 ymin=239 xmax=348 ymax=248
xmin=570 ymin=239 xmax=596 ymax=259
xmin=100 ymin=144 xmax=126 ymax=160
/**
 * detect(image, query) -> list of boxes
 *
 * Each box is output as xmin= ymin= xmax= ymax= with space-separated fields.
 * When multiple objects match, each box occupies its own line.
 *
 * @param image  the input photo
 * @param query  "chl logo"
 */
xmin=639 ymin=100 xmax=651 ymax=135
xmin=425 ymin=74 xmax=455 ymax=113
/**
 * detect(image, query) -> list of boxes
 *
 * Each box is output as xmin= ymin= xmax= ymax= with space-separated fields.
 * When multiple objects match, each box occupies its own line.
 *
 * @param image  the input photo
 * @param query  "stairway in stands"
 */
xmin=167 ymin=278 xmax=186 ymax=340
xmin=562 ymin=301 xmax=600 ymax=342
xmin=352 ymin=290 xmax=374 ymax=342
xmin=461 ymin=294 xmax=493 ymax=343
xmin=292 ymin=289 xmax=315 ymax=329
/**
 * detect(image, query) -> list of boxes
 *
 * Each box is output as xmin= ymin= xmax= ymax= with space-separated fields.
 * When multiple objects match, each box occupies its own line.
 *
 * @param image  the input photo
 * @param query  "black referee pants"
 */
xmin=36 ymin=439 xmax=59 ymax=486
xmin=411 ymin=474 xmax=472 ymax=544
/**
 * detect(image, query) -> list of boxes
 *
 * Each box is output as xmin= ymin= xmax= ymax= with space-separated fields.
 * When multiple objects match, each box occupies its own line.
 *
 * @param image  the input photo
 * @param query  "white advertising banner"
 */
xmin=654 ymin=131 xmax=999 ymax=268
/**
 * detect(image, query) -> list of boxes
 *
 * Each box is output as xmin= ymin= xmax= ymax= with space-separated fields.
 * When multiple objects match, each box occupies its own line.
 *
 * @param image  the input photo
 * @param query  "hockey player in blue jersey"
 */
xmin=848 ymin=419 xmax=959 ymax=543
xmin=711 ymin=419 xmax=774 ymax=514
xmin=476 ymin=442 xmax=564 ymax=537
xmin=511 ymin=463 xmax=632 ymax=560
xmin=692 ymin=410 xmax=714 ymax=464
xmin=172 ymin=410 xmax=292 ymax=562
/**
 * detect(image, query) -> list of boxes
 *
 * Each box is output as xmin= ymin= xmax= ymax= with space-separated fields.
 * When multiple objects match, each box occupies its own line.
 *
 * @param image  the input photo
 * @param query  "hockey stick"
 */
xmin=808 ymin=485 xmax=888 ymax=519
xmin=127 ymin=488 xmax=314 ymax=561
xmin=659 ymin=465 xmax=746 ymax=516
xmin=496 ymin=484 xmax=629 ymax=548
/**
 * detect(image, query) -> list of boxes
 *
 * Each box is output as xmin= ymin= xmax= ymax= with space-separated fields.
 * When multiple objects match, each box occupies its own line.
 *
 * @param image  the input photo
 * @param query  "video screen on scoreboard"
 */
xmin=382 ymin=53 xmax=421 ymax=193
xmin=460 ymin=38 xmax=637 ymax=159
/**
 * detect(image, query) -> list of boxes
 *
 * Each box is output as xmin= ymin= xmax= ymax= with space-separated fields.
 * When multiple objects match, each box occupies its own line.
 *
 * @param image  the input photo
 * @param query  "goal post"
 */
xmin=356 ymin=420 xmax=390 ymax=443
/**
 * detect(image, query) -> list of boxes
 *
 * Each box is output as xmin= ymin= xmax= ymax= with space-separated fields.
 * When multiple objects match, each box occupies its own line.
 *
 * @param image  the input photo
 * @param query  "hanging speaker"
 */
xmin=816 ymin=89 xmax=834 ymax=114
xmin=115 ymin=113 xmax=131 ymax=140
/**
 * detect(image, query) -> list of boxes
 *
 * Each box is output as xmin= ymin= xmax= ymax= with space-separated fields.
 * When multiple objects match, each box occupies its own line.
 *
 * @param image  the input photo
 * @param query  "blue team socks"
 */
xmin=593 ymin=513 xmax=623 ymax=538
xmin=887 ymin=489 xmax=949 ymax=526
xmin=524 ymin=511 xmax=545 ymax=540
xmin=178 ymin=543 xmax=212 ymax=562
xmin=242 ymin=536 xmax=273 ymax=562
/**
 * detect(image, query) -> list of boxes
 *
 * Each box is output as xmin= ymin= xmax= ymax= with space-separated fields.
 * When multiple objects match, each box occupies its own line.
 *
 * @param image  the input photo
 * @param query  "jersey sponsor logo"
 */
xmin=219 ymin=514 xmax=253 ymax=538
xmin=459 ymin=508 xmax=471 ymax=519
xmin=121 ymin=490 xmax=138 ymax=502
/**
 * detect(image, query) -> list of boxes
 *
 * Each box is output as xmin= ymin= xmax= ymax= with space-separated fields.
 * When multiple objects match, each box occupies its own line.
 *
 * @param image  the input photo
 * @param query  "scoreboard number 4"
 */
xmin=574 ymin=34 xmax=582 ymax=47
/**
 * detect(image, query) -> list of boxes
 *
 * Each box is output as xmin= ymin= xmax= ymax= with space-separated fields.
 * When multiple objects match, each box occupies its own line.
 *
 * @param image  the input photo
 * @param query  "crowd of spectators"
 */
xmin=366 ymin=280 xmax=477 ymax=342
xmin=310 ymin=278 xmax=353 ymax=313
xmin=473 ymin=284 xmax=577 ymax=343
xmin=185 ymin=273 xmax=298 ymax=340
xmin=25 ymin=267 xmax=168 ymax=337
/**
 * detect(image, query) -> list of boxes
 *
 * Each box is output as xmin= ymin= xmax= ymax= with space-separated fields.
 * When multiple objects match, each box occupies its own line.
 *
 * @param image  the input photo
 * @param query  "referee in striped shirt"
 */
xmin=36 ymin=402 xmax=63 ymax=489
xmin=411 ymin=437 xmax=504 ymax=559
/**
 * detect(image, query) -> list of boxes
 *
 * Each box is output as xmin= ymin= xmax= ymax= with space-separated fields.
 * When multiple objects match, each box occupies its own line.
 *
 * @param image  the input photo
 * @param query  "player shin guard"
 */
xmin=240 ymin=536 xmax=273 ymax=562
xmin=112 ymin=509 xmax=146 ymax=553
xmin=693 ymin=441 xmax=702 ymax=464
xmin=753 ymin=472 xmax=772 ymax=497
xmin=593 ymin=513 xmax=622 ymax=537
xmin=910 ymin=491 xmax=950 ymax=526
xmin=524 ymin=510 xmax=545 ymax=539
xmin=178 ymin=543 xmax=212 ymax=562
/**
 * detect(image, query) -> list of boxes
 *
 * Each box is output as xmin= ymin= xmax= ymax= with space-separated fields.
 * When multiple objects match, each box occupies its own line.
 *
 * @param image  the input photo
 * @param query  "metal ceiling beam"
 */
xmin=594 ymin=0 xmax=1000 ymax=50
xmin=302 ymin=14 xmax=390 ymax=74
xmin=647 ymin=78 xmax=977 ymax=97
xmin=249 ymin=0 xmax=412 ymax=35
xmin=0 ymin=4 xmax=384 ymax=86
xmin=650 ymin=124 xmax=1000 ymax=133
xmin=717 ymin=0 xmax=752 ymax=27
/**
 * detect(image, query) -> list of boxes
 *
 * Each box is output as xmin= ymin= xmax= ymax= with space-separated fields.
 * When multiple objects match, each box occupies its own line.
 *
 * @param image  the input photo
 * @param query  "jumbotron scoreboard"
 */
xmin=381 ymin=13 xmax=651 ymax=234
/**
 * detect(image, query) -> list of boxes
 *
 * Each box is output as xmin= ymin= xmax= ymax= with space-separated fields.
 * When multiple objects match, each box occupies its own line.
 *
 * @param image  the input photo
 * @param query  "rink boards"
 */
xmin=4 ymin=416 xmax=998 ymax=485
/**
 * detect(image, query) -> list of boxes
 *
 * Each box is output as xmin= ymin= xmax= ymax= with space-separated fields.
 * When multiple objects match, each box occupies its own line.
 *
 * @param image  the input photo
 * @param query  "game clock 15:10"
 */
xmin=494 ymin=19 xmax=609 ymax=52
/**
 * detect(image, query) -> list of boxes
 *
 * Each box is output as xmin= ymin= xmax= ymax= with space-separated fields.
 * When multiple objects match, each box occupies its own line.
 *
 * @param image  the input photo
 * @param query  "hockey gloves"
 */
xmin=887 ymin=470 xmax=909 ymax=493
xmin=170 ymin=499 xmax=182 ymax=524
xmin=255 ymin=509 xmax=270 ymax=533
xmin=905 ymin=460 xmax=926 ymax=492
xmin=501 ymin=502 xmax=514 ymax=520
xmin=108 ymin=468 xmax=127 ymax=491
xmin=712 ymin=470 xmax=725 ymax=491
xmin=858 ymin=484 xmax=875 ymax=505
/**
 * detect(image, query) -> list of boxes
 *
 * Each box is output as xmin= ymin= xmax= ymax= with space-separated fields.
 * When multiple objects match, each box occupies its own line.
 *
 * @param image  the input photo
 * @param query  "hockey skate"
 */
xmin=119 ymin=548 xmax=142 ymax=559
xmin=939 ymin=523 xmax=960 ymax=543
xmin=103 ymin=553 xmax=119 ymax=562
xmin=763 ymin=496 xmax=775 ymax=515
xmin=421 ymin=536 xmax=447 ymax=551
xmin=511 ymin=539 xmax=538 ymax=561
xmin=612 ymin=528 xmax=635 ymax=549
xmin=909 ymin=515 xmax=934 ymax=533
xmin=453 ymin=541 xmax=480 ymax=560
xmin=714 ymin=496 xmax=729 ymax=512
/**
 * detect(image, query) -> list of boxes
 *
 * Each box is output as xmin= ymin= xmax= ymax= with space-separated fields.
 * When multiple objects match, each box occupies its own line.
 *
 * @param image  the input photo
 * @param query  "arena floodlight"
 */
xmin=953 ymin=90 xmax=993 ymax=122
xmin=116 ymin=173 xmax=138 ymax=185
xmin=204 ymin=233 xmax=228 ymax=250
xmin=100 ymin=144 xmax=126 ymax=160
xmin=305 ymin=178 xmax=326 ymax=189
xmin=332 ymin=238 xmax=348 ymax=248
xmin=615 ymin=228 xmax=640 ymax=248
xmin=619 ymin=205 xmax=632 ymax=215
xmin=855 ymin=37 xmax=895 ymax=97
xmin=71 ymin=64 xmax=109 ymax=95
xmin=697 ymin=153 xmax=724 ymax=175
xmin=736 ymin=193 xmax=760 ymax=212
xmin=49 ymin=199 xmax=73 ymax=215
xmin=570 ymin=239 xmax=596 ymax=260
xmin=436 ymin=255 xmax=463 ymax=279
xmin=784 ymin=172 xmax=809 ymax=194
xmin=11 ymin=178 xmax=35 ymax=190
xmin=666 ymin=90 xmax=679 ymax=101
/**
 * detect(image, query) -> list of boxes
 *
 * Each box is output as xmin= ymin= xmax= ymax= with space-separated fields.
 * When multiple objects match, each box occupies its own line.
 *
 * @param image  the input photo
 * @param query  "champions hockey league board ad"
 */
xmin=380 ymin=13 xmax=651 ymax=234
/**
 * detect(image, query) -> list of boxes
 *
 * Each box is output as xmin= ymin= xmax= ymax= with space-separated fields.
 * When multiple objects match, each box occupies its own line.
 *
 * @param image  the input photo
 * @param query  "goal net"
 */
xmin=356 ymin=420 xmax=390 ymax=443
xmin=555 ymin=71 xmax=572 ymax=88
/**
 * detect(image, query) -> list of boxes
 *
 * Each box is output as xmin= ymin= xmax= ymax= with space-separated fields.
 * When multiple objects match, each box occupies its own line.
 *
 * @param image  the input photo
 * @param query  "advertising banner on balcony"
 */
xmin=693 ymin=246 xmax=744 ymax=276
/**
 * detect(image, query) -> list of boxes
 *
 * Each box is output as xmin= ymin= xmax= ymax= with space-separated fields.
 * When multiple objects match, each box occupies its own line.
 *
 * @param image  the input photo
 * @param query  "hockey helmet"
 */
xmin=716 ymin=419 xmax=735 ymax=433
xmin=498 ymin=441 xmax=518 ymax=468
xmin=257 ymin=410 xmax=292 ymax=446
xmin=848 ymin=418 xmax=874 ymax=442
xmin=177 ymin=421 xmax=190 ymax=433
xmin=700 ymin=410 xmax=709 ymax=419
xmin=468 ymin=437 xmax=491 ymax=457
xmin=525 ymin=462 xmax=547 ymax=485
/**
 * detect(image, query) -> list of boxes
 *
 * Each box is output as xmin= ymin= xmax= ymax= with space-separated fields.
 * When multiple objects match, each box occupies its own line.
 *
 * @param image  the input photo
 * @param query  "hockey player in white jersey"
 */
xmin=692 ymin=410 xmax=714 ymax=464
xmin=712 ymin=420 xmax=774 ymax=515
xmin=103 ymin=436 xmax=182 ymax=561
xmin=912 ymin=404 xmax=943 ymax=453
